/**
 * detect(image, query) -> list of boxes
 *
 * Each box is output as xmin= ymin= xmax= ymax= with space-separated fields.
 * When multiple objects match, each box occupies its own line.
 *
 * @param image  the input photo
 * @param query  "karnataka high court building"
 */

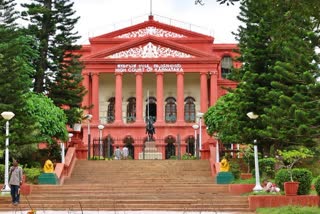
xmin=77 ymin=15 xmax=239 ymax=160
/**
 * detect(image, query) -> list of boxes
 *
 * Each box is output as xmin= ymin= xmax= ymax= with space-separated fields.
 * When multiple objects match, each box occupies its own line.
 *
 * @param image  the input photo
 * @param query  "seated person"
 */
xmin=220 ymin=156 xmax=230 ymax=172
xmin=43 ymin=159 xmax=54 ymax=173
xmin=263 ymin=179 xmax=280 ymax=192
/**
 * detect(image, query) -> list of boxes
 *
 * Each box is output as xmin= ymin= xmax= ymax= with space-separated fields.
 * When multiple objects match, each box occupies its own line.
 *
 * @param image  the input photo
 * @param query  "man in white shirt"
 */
xmin=122 ymin=146 xmax=129 ymax=160
xmin=9 ymin=160 xmax=23 ymax=205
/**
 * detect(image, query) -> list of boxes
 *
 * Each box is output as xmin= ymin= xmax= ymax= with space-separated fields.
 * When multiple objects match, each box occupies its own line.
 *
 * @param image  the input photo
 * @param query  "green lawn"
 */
xmin=256 ymin=206 xmax=320 ymax=214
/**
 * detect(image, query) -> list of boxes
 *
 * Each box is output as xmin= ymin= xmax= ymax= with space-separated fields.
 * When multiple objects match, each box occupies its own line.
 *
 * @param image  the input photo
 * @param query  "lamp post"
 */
xmin=1 ymin=111 xmax=15 ymax=192
xmin=192 ymin=124 xmax=199 ymax=158
xmin=98 ymin=125 xmax=104 ymax=159
xmin=61 ymin=133 xmax=73 ymax=163
xmin=196 ymin=112 xmax=204 ymax=159
xmin=84 ymin=114 xmax=92 ymax=160
xmin=247 ymin=112 xmax=263 ymax=192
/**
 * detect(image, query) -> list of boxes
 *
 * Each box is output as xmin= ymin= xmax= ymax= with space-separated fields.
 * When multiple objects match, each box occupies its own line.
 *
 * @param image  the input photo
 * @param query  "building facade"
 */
xmin=77 ymin=15 xmax=239 ymax=160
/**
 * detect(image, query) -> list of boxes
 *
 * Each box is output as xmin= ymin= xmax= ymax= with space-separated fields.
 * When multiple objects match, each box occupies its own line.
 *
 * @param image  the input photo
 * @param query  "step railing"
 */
xmin=54 ymin=147 xmax=77 ymax=184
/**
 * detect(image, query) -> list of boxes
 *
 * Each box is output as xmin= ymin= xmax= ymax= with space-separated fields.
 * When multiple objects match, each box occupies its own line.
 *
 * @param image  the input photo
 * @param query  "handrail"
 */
xmin=208 ymin=141 xmax=220 ymax=176
xmin=54 ymin=147 xmax=77 ymax=184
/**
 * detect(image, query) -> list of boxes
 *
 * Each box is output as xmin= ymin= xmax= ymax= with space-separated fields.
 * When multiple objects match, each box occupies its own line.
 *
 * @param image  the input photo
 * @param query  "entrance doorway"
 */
xmin=145 ymin=96 xmax=157 ymax=122
xmin=123 ymin=136 xmax=134 ymax=159
xmin=185 ymin=136 xmax=195 ymax=156
xmin=165 ymin=136 xmax=176 ymax=159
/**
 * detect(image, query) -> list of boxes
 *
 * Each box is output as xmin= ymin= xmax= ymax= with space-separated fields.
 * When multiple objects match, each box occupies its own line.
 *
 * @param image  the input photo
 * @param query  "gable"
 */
xmin=91 ymin=16 xmax=213 ymax=42
xmin=106 ymin=42 xmax=194 ymax=59
xmin=116 ymin=26 xmax=186 ymax=39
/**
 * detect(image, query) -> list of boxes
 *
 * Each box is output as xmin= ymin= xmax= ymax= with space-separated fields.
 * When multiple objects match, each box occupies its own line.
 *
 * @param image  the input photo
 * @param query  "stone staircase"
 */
xmin=0 ymin=160 xmax=250 ymax=212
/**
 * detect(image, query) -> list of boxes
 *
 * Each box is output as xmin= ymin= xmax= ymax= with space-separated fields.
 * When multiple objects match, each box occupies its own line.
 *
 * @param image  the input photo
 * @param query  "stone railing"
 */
xmin=54 ymin=147 xmax=77 ymax=185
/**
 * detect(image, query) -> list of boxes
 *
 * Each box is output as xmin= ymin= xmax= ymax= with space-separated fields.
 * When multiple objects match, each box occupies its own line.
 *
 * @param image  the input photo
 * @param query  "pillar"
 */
xmin=135 ymin=72 xmax=143 ymax=123
xmin=210 ymin=68 xmax=218 ymax=106
xmin=156 ymin=72 xmax=164 ymax=124
xmin=200 ymin=71 xmax=208 ymax=113
xmin=115 ymin=72 xmax=123 ymax=123
xmin=91 ymin=73 xmax=99 ymax=123
xmin=82 ymin=73 xmax=90 ymax=111
xmin=176 ymin=72 xmax=184 ymax=123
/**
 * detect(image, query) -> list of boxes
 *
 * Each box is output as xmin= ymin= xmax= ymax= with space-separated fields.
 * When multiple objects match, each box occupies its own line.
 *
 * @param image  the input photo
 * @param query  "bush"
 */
xmin=259 ymin=157 xmax=276 ymax=178
xmin=182 ymin=153 xmax=196 ymax=160
xmin=275 ymin=169 xmax=290 ymax=191
xmin=0 ymin=164 xmax=4 ymax=183
xmin=275 ymin=168 xmax=312 ymax=195
xmin=24 ymin=167 xmax=42 ymax=184
xmin=292 ymin=168 xmax=312 ymax=195
xmin=314 ymin=175 xmax=320 ymax=195
xmin=229 ymin=159 xmax=240 ymax=179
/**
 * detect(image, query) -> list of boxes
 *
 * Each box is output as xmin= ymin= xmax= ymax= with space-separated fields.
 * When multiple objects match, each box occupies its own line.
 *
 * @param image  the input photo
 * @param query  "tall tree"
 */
xmin=205 ymin=0 xmax=320 ymax=154
xmin=0 ymin=0 xmax=39 ymax=148
xmin=0 ymin=0 xmax=18 ymax=28
xmin=22 ymin=0 xmax=86 ymax=125
xmin=47 ymin=0 xmax=86 ymax=126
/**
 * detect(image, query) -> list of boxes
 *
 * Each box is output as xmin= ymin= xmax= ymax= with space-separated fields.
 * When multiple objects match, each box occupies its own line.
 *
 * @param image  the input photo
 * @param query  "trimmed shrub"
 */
xmin=275 ymin=169 xmax=290 ymax=191
xmin=292 ymin=168 xmax=312 ymax=195
xmin=23 ymin=167 xmax=42 ymax=184
xmin=314 ymin=175 xmax=320 ymax=195
xmin=229 ymin=159 xmax=240 ymax=179
xmin=275 ymin=168 xmax=312 ymax=195
xmin=259 ymin=157 xmax=276 ymax=178
xmin=0 ymin=164 xmax=4 ymax=183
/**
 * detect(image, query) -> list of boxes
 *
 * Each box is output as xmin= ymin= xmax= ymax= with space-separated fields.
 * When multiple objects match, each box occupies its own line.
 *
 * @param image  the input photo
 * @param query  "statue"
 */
xmin=43 ymin=159 xmax=54 ymax=173
xmin=220 ymin=156 xmax=230 ymax=172
xmin=145 ymin=117 xmax=155 ymax=140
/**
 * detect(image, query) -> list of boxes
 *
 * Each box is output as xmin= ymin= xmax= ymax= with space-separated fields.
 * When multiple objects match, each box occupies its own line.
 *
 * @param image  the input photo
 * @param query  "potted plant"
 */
xmin=240 ymin=144 xmax=254 ymax=179
xmin=277 ymin=146 xmax=313 ymax=196
xmin=66 ymin=107 xmax=85 ymax=131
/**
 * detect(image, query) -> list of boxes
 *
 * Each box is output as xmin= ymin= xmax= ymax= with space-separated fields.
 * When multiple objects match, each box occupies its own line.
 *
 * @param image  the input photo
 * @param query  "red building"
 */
xmin=76 ymin=15 xmax=239 ymax=160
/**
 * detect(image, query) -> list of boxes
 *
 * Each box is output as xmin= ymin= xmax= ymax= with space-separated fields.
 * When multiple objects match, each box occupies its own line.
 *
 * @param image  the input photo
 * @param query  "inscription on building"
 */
xmin=115 ymin=64 xmax=183 ymax=72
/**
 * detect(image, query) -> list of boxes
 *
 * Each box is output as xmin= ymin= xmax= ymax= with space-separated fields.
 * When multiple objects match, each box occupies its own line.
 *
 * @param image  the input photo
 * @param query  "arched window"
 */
xmin=184 ymin=97 xmax=195 ymax=123
xmin=145 ymin=96 xmax=157 ymax=122
xmin=107 ymin=97 xmax=115 ymax=123
xmin=221 ymin=56 xmax=233 ymax=79
xmin=165 ymin=97 xmax=176 ymax=123
xmin=126 ymin=97 xmax=136 ymax=123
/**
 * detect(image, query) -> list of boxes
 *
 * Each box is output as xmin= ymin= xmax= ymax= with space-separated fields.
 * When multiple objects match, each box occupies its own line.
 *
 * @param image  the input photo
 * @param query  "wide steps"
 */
xmin=0 ymin=160 xmax=249 ymax=211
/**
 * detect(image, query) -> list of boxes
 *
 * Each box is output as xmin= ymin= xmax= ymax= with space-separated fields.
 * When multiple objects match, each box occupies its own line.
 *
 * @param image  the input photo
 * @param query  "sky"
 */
xmin=72 ymin=0 xmax=241 ymax=45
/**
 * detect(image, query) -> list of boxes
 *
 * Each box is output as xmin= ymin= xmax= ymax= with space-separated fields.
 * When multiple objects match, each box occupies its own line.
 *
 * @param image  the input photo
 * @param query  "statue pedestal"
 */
xmin=216 ymin=172 xmax=234 ymax=184
xmin=139 ymin=141 xmax=162 ymax=160
xmin=38 ymin=173 xmax=58 ymax=185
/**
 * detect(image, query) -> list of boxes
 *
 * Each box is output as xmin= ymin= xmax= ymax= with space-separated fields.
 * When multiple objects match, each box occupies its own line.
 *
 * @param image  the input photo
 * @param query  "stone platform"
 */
xmin=139 ymin=141 xmax=162 ymax=160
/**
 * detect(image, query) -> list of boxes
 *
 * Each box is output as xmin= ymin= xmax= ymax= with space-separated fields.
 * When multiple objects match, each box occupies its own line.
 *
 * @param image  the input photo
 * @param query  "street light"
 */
xmin=192 ymin=124 xmax=199 ymax=158
xmin=84 ymin=114 xmax=92 ymax=160
xmin=197 ymin=112 xmax=204 ymax=159
xmin=98 ymin=125 xmax=104 ymax=159
xmin=247 ymin=112 xmax=263 ymax=192
xmin=62 ymin=133 xmax=72 ymax=164
xmin=1 ymin=111 xmax=15 ymax=192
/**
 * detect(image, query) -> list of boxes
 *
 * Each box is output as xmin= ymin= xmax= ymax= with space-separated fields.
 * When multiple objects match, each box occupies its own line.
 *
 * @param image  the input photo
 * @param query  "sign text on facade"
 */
xmin=115 ymin=64 xmax=183 ymax=72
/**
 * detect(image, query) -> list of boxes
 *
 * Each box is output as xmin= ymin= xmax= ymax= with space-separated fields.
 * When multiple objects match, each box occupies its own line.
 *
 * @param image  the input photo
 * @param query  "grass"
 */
xmin=256 ymin=206 xmax=320 ymax=214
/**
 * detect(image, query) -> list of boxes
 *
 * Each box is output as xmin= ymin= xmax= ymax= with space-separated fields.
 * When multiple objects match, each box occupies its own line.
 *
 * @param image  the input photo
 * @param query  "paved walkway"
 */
xmin=0 ymin=211 xmax=254 ymax=214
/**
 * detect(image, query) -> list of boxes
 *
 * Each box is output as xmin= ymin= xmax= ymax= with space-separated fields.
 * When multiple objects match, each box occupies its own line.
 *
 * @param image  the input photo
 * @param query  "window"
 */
xmin=107 ymin=97 xmax=115 ymax=123
xmin=184 ymin=97 xmax=195 ymax=122
xmin=165 ymin=97 xmax=177 ymax=123
xmin=221 ymin=56 xmax=233 ymax=79
xmin=126 ymin=97 xmax=136 ymax=123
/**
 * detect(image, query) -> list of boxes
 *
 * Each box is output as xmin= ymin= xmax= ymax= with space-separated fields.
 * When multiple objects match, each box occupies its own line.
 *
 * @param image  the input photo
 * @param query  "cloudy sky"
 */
xmin=72 ymin=0 xmax=241 ymax=44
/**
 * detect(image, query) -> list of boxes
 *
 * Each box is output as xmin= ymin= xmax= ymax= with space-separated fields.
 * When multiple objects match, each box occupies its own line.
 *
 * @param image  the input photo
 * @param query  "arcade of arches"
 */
xmin=74 ymin=15 xmax=239 ymax=160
